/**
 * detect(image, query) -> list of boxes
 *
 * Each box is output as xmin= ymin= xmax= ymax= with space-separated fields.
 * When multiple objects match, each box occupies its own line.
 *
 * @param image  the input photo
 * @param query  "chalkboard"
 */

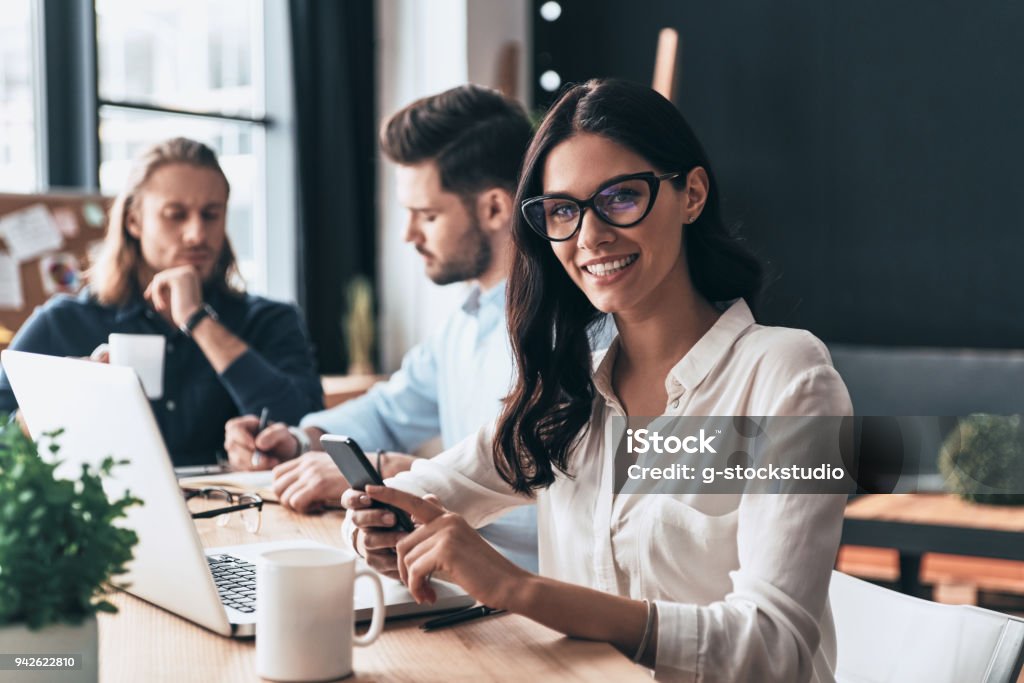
xmin=532 ymin=1 xmax=1024 ymax=349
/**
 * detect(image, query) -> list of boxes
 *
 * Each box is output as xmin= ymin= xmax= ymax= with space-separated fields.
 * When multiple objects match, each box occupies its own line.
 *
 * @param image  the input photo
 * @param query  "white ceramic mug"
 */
xmin=107 ymin=333 xmax=165 ymax=399
xmin=256 ymin=547 xmax=385 ymax=682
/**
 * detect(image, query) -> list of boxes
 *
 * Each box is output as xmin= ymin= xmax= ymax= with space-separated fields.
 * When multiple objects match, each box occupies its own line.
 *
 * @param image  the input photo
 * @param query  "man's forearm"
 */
xmin=191 ymin=317 xmax=248 ymax=373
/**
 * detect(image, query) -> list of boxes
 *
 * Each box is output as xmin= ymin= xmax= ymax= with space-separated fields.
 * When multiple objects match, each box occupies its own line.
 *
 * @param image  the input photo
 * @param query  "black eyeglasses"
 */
xmin=521 ymin=171 xmax=682 ymax=242
xmin=183 ymin=487 xmax=263 ymax=534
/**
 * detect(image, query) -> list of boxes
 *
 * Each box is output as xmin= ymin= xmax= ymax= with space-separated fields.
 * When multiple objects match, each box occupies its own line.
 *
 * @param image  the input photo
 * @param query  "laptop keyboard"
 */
xmin=207 ymin=554 xmax=256 ymax=614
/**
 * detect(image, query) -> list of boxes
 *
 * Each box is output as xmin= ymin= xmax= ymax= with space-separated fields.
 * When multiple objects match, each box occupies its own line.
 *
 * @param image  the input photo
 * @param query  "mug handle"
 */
xmin=352 ymin=568 xmax=385 ymax=646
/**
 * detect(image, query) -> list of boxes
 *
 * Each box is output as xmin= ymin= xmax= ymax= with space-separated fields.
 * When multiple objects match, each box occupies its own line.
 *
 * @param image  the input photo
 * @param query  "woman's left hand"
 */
xmin=365 ymin=484 xmax=529 ymax=609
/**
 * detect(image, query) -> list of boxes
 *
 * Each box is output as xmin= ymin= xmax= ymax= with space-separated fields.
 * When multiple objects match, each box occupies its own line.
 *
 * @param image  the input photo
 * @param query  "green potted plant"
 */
xmin=0 ymin=417 xmax=141 ymax=682
xmin=939 ymin=414 xmax=1024 ymax=505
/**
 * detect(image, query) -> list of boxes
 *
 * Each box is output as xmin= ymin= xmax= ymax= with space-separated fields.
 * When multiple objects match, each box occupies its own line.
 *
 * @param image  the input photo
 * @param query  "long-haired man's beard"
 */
xmin=427 ymin=219 xmax=492 ymax=285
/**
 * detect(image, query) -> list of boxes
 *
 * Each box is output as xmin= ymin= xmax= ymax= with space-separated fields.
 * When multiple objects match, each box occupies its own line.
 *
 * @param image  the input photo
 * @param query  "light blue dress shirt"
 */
xmin=300 ymin=281 xmax=539 ymax=571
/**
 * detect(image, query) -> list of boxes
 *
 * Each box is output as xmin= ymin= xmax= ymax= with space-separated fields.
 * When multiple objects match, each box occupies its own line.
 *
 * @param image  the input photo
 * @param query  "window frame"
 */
xmin=40 ymin=0 xmax=297 ymax=301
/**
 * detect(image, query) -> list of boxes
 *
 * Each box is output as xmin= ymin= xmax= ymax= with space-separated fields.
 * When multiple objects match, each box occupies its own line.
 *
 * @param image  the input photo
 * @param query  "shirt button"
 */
xmin=670 ymin=398 xmax=680 ymax=409
xmin=167 ymin=342 xmax=174 ymax=353
xmin=166 ymin=400 xmax=176 ymax=412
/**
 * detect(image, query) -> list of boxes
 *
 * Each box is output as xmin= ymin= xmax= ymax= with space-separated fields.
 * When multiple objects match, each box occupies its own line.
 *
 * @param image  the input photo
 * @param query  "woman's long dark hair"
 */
xmin=494 ymin=78 xmax=763 ymax=494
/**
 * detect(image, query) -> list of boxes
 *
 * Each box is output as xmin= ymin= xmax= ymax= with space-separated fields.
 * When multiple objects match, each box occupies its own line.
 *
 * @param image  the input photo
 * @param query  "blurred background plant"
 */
xmin=343 ymin=275 xmax=376 ymax=375
xmin=939 ymin=414 xmax=1024 ymax=506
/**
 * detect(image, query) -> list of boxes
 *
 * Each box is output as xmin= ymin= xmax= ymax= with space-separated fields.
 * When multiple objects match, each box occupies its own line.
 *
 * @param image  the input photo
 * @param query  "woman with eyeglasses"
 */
xmin=343 ymin=79 xmax=851 ymax=682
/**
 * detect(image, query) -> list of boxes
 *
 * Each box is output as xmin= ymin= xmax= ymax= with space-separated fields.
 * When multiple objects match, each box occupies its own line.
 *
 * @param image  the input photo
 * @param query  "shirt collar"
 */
xmin=592 ymin=298 xmax=756 ymax=404
xmin=461 ymin=279 xmax=507 ymax=316
xmin=112 ymin=286 xmax=148 ymax=323
xmin=668 ymin=298 xmax=755 ymax=393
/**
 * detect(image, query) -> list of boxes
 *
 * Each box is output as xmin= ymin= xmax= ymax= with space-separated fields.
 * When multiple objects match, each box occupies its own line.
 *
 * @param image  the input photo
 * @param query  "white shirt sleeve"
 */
xmin=342 ymin=421 xmax=532 ymax=552
xmin=653 ymin=365 xmax=851 ymax=682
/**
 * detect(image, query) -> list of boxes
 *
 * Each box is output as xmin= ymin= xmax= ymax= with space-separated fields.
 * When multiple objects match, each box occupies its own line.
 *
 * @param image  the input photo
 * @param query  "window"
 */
xmin=1 ymin=1 xmax=295 ymax=299
xmin=0 ymin=0 xmax=40 ymax=192
xmin=94 ymin=0 xmax=268 ymax=290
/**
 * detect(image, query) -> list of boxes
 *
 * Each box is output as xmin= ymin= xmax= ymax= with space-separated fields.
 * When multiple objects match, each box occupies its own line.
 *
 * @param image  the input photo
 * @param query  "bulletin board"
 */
xmin=0 ymin=192 xmax=113 ymax=349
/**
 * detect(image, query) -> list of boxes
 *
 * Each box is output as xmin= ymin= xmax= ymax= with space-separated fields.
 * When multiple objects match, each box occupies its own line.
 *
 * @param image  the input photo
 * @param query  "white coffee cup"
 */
xmin=256 ymin=547 xmax=385 ymax=682
xmin=107 ymin=333 xmax=165 ymax=399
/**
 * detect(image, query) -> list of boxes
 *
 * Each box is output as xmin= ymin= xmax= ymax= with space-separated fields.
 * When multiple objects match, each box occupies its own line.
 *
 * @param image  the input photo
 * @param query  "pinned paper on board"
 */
xmin=86 ymin=239 xmax=105 ymax=267
xmin=0 ymin=253 xmax=24 ymax=310
xmin=82 ymin=202 xmax=107 ymax=229
xmin=0 ymin=204 xmax=64 ymax=262
xmin=52 ymin=207 xmax=80 ymax=239
xmin=39 ymin=252 xmax=82 ymax=295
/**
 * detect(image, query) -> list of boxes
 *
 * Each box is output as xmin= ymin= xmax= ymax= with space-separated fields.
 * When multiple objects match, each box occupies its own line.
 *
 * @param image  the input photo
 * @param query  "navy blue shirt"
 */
xmin=0 ymin=286 xmax=324 ymax=465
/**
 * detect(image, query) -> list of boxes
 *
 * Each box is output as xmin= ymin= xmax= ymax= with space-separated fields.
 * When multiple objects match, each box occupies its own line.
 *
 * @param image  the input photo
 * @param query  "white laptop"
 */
xmin=2 ymin=350 xmax=473 ymax=637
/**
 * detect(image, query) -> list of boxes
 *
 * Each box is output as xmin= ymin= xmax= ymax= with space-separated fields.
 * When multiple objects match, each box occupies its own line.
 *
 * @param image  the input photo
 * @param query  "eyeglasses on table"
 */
xmin=183 ymin=486 xmax=263 ymax=534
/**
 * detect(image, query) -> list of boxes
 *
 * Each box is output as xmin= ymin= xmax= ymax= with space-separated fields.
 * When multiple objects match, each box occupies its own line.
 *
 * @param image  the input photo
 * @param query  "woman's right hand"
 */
xmin=342 ymin=488 xmax=409 ymax=579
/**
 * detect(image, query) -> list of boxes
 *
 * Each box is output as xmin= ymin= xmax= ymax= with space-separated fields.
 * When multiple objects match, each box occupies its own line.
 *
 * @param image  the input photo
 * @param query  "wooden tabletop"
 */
xmin=842 ymin=493 xmax=1024 ymax=568
xmin=846 ymin=493 xmax=1024 ymax=532
xmin=98 ymin=504 xmax=651 ymax=682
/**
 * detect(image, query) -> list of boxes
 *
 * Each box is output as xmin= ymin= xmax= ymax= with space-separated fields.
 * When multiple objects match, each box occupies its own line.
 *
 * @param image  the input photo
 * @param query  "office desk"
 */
xmin=842 ymin=493 xmax=1024 ymax=598
xmin=98 ymin=505 xmax=651 ymax=682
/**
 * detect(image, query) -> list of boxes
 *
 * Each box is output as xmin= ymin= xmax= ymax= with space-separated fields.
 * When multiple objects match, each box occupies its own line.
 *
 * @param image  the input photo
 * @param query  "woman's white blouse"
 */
xmin=353 ymin=299 xmax=852 ymax=682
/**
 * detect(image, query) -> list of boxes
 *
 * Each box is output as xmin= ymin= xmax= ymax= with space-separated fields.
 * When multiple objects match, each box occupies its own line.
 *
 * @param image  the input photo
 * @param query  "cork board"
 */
xmin=0 ymin=192 xmax=113 ymax=349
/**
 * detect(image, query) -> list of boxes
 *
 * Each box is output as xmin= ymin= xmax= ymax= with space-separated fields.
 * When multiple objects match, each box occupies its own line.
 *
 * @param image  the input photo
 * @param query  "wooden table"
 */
xmin=843 ymin=493 xmax=1024 ymax=598
xmin=98 ymin=505 xmax=651 ymax=682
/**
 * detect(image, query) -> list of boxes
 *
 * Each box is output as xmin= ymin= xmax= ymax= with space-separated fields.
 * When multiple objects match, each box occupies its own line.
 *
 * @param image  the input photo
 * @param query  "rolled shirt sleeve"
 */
xmin=301 ymin=337 xmax=442 ymax=452
xmin=341 ymin=422 xmax=532 ymax=553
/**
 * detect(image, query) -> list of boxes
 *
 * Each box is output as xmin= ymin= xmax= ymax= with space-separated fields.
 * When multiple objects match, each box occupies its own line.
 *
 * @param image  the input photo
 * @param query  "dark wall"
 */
xmin=532 ymin=1 xmax=1024 ymax=349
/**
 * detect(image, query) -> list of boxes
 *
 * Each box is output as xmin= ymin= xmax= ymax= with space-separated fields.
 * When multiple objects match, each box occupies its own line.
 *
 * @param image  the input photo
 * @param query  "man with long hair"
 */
xmin=0 ymin=138 xmax=323 ymax=465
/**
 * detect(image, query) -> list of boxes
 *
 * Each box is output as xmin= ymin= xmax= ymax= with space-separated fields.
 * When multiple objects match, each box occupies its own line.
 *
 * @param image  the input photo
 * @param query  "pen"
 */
xmin=174 ymin=464 xmax=228 ymax=478
xmin=252 ymin=407 xmax=270 ymax=468
xmin=420 ymin=605 xmax=506 ymax=631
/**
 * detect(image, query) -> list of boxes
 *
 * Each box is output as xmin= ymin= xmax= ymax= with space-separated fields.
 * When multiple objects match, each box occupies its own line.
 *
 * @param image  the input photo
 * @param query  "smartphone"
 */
xmin=320 ymin=435 xmax=415 ymax=532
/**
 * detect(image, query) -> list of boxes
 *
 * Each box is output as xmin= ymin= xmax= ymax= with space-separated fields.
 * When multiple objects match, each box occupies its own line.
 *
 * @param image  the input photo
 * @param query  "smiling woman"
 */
xmin=0 ymin=138 xmax=323 ymax=465
xmin=343 ymin=79 xmax=853 ymax=682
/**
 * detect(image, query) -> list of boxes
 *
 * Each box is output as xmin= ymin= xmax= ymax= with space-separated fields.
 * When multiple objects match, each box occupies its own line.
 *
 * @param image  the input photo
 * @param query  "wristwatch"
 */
xmin=287 ymin=426 xmax=312 ymax=458
xmin=179 ymin=303 xmax=219 ymax=337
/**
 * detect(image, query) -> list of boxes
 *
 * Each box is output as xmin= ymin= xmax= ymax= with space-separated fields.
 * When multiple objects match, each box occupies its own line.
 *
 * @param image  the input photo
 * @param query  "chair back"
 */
xmin=831 ymin=571 xmax=1024 ymax=682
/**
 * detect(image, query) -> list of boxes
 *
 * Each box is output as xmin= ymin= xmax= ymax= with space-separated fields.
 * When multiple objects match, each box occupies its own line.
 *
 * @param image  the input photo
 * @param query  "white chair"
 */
xmin=830 ymin=570 xmax=1024 ymax=683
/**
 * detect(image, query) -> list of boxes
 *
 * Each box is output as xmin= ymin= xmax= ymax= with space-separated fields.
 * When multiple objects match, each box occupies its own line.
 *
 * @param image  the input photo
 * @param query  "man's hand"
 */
xmin=143 ymin=265 xmax=204 ymax=327
xmin=223 ymin=415 xmax=299 ymax=471
xmin=272 ymin=451 xmax=350 ymax=514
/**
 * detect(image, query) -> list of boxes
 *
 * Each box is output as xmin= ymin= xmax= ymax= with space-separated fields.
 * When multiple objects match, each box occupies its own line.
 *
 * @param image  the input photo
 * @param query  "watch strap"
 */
xmin=180 ymin=303 xmax=218 ymax=337
xmin=287 ymin=426 xmax=312 ymax=458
